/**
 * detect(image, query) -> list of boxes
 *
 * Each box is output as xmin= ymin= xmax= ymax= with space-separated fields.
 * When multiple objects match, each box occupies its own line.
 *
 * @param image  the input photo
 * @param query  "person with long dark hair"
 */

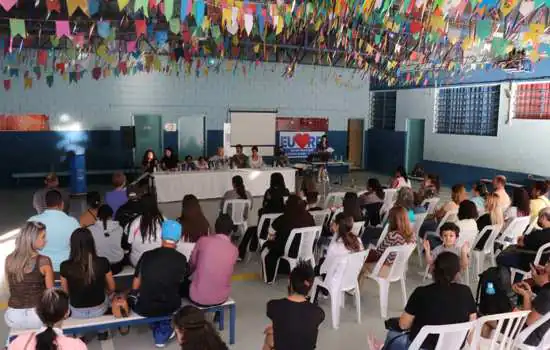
xmin=390 ymin=166 xmax=411 ymax=189
xmin=160 ymin=147 xmax=179 ymax=171
xmin=261 ymin=195 xmax=315 ymax=283
xmin=142 ymin=149 xmax=158 ymax=173
xmin=60 ymin=228 xmax=115 ymax=321
xmin=179 ymin=194 xmax=211 ymax=243
xmin=505 ymin=187 xmax=531 ymax=220
xmin=80 ymin=191 xmax=101 ymax=227
xmin=88 ymin=205 xmax=126 ymax=275
xmin=470 ymin=182 xmax=488 ymax=214
xmin=173 ymin=305 xmax=228 ymax=350
xmin=359 ymin=178 xmax=385 ymax=206
xmin=249 ymin=145 xmax=264 ymax=169
xmin=220 ymin=175 xmax=253 ymax=213
xmin=127 ymin=194 xmax=164 ymax=266
xmin=299 ymin=173 xmax=318 ymax=200
xmin=343 ymin=192 xmax=363 ymax=222
xmin=260 ymin=172 xmax=290 ymax=216
xmin=8 ymin=289 xmax=87 ymax=350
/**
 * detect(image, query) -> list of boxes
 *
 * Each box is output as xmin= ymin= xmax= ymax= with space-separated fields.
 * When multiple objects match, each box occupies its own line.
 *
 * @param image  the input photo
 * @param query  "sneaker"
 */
xmin=154 ymin=343 xmax=166 ymax=348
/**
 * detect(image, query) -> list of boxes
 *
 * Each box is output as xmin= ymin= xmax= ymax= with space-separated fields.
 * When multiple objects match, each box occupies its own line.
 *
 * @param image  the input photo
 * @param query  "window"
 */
xmin=514 ymin=82 xmax=550 ymax=120
xmin=371 ymin=91 xmax=396 ymax=130
xmin=435 ymin=85 xmax=499 ymax=136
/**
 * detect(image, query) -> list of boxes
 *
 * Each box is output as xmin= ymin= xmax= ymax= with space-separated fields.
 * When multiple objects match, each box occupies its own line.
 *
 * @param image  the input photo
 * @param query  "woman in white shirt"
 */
xmin=249 ymin=146 xmax=263 ymax=169
xmin=88 ymin=204 xmax=126 ymax=274
xmin=127 ymin=194 xmax=164 ymax=266
xmin=455 ymin=200 xmax=479 ymax=246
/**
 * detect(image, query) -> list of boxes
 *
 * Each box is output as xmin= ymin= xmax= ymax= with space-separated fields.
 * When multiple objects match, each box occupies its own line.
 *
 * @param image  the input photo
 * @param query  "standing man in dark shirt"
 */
xmin=497 ymin=207 xmax=550 ymax=272
xmin=129 ymin=219 xmax=188 ymax=348
xmin=264 ymin=261 xmax=324 ymax=350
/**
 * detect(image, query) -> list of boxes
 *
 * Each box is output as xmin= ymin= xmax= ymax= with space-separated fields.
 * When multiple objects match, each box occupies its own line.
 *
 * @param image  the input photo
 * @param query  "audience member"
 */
xmin=179 ymin=194 xmax=211 ymax=243
xmin=359 ymin=178 xmax=384 ymax=206
xmin=390 ymin=166 xmax=411 ymax=189
xmin=261 ymin=195 xmax=315 ymax=283
xmin=260 ymin=172 xmax=290 ymax=216
xmin=32 ymin=173 xmax=70 ymax=214
xmin=375 ymin=252 xmax=476 ymax=350
xmin=454 ymin=199 xmax=479 ymax=242
xmin=299 ymin=173 xmax=318 ymax=200
xmin=127 ymin=194 xmax=164 ymax=266
xmin=80 ymin=191 xmax=101 ymax=227
xmin=305 ymin=191 xmax=323 ymax=211
xmin=173 ymin=306 xmax=228 ymax=350
xmin=342 ymin=192 xmax=363 ymax=222
xmin=105 ymin=172 xmax=128 ymax=216
xmin=474 ymin=192 xmax=504 ymax=250
xmin=470 ymin=182 xmax=489 ymax=214
xmin=273 ymin=146 xmax=290 ymax=167
xmin=129 ymin=220 xmax=188 ymax=347
xmin=220 ymin=175 xmax=253 ymax=216
xmin=160 ymin=147 xmax=179 ymax=170
xmin=115 ymin=186 xmax=144 ymax=230
xmin=416 ymin=174 xmax=440 ymax=202
xmin=506 ymin=187 xmax=531 ymax=219
xmin=184 ymin=214 xmax=238 ymax=306
xmin=196 ymin=156 xmax=209 ymax=170
xmin=7 ymin=289 xmax=87 ymax=350
xmin=60 ymin=228 xmax=115 ymax=321
xmin=264 ymin=261 xmax=325 ymax=350
xmin=423 ymin=222 xmax=469 ymax=274
xmin=28 ymin=190 xmax=79 ymax=271
xmin=182 ymin=155 xmax=197 ymax=171
xmin=209 ymin=147 xmax=229 ymax=169
xmin=493 ymin=175 xmax=511 ymax=210
xmin=142 ymin=149 xmax=158 ymax=173
xmin=530 ymin=181 xmax=550 ymax=223
xmin=88 ymin=205 xmax=126 ymax=275
xmin=249 ymin=146 xmax=264 ymax=169
xmin=419 ymin=184 xmax=465 ymax=239
xmin=231 ymin=144 xmax=249 ymax=169
xmin=497 ymin=207 xmax=550 ymax=273
xmin=394 ymin=187 xmax=419 ymax=223
xmin=5 ymin=222 xmax=54 ymax=329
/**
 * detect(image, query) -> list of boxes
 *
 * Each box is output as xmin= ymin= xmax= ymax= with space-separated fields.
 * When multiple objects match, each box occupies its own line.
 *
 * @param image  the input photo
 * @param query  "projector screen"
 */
xmin=230 ymin=111 xmax=277 ymax=156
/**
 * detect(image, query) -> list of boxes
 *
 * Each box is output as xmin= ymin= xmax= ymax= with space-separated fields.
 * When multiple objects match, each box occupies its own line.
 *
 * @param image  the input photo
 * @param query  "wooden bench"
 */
xmin=8 ymin=298 xmax=236 ymax=348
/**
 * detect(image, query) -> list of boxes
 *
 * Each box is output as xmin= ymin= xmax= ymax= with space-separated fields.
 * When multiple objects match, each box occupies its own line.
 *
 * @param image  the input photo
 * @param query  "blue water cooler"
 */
xmin=70 ymin=153 xmax=87 ymax=195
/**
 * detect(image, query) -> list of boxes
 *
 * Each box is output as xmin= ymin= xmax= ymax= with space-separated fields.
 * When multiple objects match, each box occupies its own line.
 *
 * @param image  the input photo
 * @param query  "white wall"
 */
xmin=0 ymin=62 xmax=369 ymax=131
xmin=395 ymin=85 xmax=550 ymax=176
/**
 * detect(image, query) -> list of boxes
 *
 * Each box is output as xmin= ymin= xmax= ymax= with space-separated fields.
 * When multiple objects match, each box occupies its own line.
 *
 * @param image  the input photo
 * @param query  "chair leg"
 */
xmin=354 ymin=286 xmax=361 ymax=324
xmin=309 ymin=280 xmax=319 ymax=302
xmin=330 ymin=291 xmax=340 ymax=329
xmin=341 ymin=292 xmax=345 ymax=308
xmin=400 ymin=278 xmax=407 ymax=307
xmin=378 ymin=280 xmax=390 ymax=319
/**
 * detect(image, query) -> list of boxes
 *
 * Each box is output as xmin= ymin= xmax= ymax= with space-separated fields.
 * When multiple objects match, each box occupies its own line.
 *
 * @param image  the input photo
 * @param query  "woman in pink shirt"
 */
xmin=9 ymin=289 xmax=87 ymax=350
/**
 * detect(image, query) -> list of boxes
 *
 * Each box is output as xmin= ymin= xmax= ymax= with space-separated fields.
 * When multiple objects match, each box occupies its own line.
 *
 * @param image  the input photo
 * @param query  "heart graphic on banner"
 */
xmin=293 ymin=133 xmax=310 ymax=149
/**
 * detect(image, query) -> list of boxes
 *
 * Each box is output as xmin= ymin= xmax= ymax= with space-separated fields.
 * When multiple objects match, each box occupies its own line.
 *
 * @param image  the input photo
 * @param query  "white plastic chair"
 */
xmin=357 ymin=190 xmax=368 ymax=197
xmin=247 ymin=213 xmax=281 ymax=262
xmin=365 ymin=243 xmax=416 ymax=318
xmin=351 ymin=221 xmax=365 ymax=236
xmin=408 ymin=320 xmax=476 ymax=350
xmin=496 ymin=216 xmax=531 ymax=249
xmin=268 ymin=226 xmax=322 ymax=283
xmin=309 ymin=250 xmax=368 ymax=329
xmin=324 ymin=192 xmax=346 ymax=209
xmin=222 ymin=199 xmax=252 ymax=236
xmin=329 ymin=207 xmax=344 ymax=226
xmin=514 ymin=311 xmax=550 ymax=350
xmin=379 ymin=188 xmax=398 ymax=221
xmin=375 ymin=223 xmax=389 ymax=248
xmin=471 ymin=224 xmax=503 ymax=276
xmin=177 ymin=242 xmax=196 ymax=260
xmin=311 ymin=209 xmax=331 ymax=228
xmin=456 ymin=224 xmax=479 ymax=285
xmin=510 ymin=242 xmax=550 ymax=283
xmin=426 ymin=209 xmax=458 ymax=239
xmin=421 ymin=197 xmax=440 ymax=216
xmin=470 ymin=311 xmax=530 ymax=350
xmin=414 ymin=212 xmax=429 ymax=267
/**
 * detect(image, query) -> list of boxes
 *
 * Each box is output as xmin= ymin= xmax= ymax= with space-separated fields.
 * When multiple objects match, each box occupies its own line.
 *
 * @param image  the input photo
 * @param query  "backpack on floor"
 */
xmin=476 ymin=266 xmax=516 ymax=316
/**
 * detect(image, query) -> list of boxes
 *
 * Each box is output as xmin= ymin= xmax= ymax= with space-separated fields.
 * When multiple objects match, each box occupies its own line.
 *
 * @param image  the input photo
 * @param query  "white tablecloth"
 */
xmin=154 ymin=168 xmax=296 ymax=203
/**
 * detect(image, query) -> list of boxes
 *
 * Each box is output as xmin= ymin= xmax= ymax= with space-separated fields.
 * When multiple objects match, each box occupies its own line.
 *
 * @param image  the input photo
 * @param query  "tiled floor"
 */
xmin=0 ymin=172 xmax=456 ymax=349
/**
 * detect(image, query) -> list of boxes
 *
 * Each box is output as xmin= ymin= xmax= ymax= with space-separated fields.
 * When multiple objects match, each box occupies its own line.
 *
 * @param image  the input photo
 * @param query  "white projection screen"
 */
xmin=230 ymin=111 xmax=277 ymax=156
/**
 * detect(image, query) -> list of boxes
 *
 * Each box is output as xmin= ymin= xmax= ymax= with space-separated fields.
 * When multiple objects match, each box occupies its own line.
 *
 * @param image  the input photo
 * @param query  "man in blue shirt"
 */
xmin=28 ymin=189 xmax=79 ymax=271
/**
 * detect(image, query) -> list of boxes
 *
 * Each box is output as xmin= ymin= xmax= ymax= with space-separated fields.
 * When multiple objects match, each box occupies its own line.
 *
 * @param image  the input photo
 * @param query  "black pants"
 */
xmin=238 ymin=227 xmax=258 ymax=259
xmin=110 ymin=258 xmax=126 ymax=275
xmin=361 ymin=227 xmax=383 ymax=247
xmin=262 ymin=243 xmax=290 ymax=282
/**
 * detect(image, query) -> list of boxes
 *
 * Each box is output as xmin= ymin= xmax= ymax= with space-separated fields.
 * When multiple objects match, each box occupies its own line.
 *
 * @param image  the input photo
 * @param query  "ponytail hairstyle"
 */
xmin=35 ymin=289 xmax=70 ymax=350
xmin=173 ymin=305 xmax=228 ymax=350
xmin=336 ymin=214 xmax=361 ymax=252
xmin=232 ymin=175 xmax=247 ymax=199
xmin=97 ymin=204 xmax=114 ymax=232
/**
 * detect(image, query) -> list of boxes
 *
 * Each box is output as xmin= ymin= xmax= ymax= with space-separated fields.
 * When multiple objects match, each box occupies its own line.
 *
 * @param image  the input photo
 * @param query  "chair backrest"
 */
xmin=435 ymin=209 xmax=458 ymax=233
xmin=456 ymin=223 xmax=478 ymax=249
xmin=329 ymin=207 xmax=344 ymax=225
xmin=380 ymin=188 xmax=398 ymax=215
xmin=284 ymin=226 xmax=322 ymax=261
xmin=534 ymin=242 xmax=550 ymax=266
xmin=256 ymin=213 xmax=282 ymax=241
xmin=222 ymin=199 xmax=251 ymax=225
xmin=408 ymin=321 xmax=476 ymax=350
xmin=357 ymin=190 xmax=368 ymax=197
xmin=514 ymin=311 xmax=550 ymax=350
xmin=324 ymin=250 xmax=368 ymax=292
xmin=472 ymin=224 xmax=503 ymax=254
xmin=324 ymin=192 xmax=347 ymax=209
xmin=471 ymin=311 xmax=530 ymax=350
xmin=421 ymin=197 xmax=441 ymax=216
xmin=351 ymin=221 xmax=365 ymax=236
xmin=375 ymin=223 xmax=390 ymax=248
xmin=371 ymin=243 xmax=416 ymax=281
xmin=413 ymin=212 xmax=429 ymax=237
xmin=310 ymin=209 xmax=331 ymax=227
xmin=177 ymin=242 xmax=196 ymax=260
xmin=500 ymin=216 xmax=531 ymax=243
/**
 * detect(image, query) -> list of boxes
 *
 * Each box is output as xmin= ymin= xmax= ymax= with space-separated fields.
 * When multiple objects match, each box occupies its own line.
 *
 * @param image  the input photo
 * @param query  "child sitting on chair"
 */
xmin=423 ymin=222 xmax=469 ymax=275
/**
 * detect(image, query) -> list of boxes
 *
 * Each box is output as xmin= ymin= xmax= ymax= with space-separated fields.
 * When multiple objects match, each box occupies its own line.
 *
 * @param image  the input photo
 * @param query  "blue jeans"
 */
xmin=383 ymin=330 xmax=411 ymax=350
xmin=4 ymin=307 xmax=42 ymax=329
xmin=70 ymin=299 xmax=108 ymax=319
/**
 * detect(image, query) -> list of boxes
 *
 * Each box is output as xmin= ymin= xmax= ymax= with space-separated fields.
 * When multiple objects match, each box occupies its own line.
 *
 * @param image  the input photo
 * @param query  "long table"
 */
xmin=153 ymin=168 xmax=296 ymax=203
